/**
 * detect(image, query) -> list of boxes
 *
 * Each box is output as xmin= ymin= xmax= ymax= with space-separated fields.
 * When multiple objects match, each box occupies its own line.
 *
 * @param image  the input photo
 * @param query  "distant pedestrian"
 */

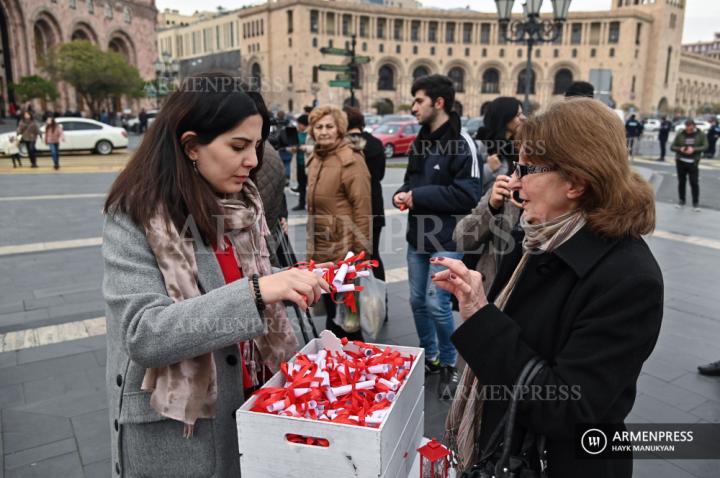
xmin=138 ymin=108 xmax=148 ymax=133
xmin=657 ymin=116 xmax=672 ymax=161
xmin=625 ymin=114 xmax=643 ymax=160
xmin=705 ymin=118 xmax=720 ymax=158
xmin=671 ymin=119 xmax=707 ymax=211
xmin=272 ymin=110 xmax=293 ymax=185
xmin=17 ymin=111 xmax=39 ymax=168
xmin=44 ymin=117 xmax=64 ymax=170
xmin=290 ymin=114 xmax=310 ymax=211
xmin=99 ymin=110 xmax=110 ymax=124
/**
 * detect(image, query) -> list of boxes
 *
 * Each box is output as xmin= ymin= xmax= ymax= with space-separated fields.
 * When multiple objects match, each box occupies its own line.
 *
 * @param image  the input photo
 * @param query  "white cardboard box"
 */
xmin=237 ymin=338 xmax=425 ymax=478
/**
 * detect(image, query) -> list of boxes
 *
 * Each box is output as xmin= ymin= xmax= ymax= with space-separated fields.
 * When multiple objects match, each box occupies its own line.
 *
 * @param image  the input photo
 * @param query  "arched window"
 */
xmin=377 ymin=64 xmax=395 ymax=91
xmin=553 ymin=68 xmax=573 ymax=95
xmin=251 ymin=63 xmax=262 ymax=91
xmin=412 ymin=66 xmax=429 ymax=82
xmin=481 ymin=68 xmax=500 ymax=94
xmin=448 ymin=66 xmax=465 ymax=92
xmin=516 ymin=68 xmax=536 ymax=94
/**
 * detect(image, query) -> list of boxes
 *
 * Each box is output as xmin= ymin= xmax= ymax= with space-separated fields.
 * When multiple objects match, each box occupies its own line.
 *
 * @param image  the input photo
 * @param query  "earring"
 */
xmin=191 ymin=159 xmax=199 ymax=173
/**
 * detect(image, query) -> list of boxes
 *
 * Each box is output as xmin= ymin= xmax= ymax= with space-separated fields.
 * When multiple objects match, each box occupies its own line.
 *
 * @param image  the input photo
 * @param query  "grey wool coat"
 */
xmin=102 ymin=211 xmax=266 ymax=477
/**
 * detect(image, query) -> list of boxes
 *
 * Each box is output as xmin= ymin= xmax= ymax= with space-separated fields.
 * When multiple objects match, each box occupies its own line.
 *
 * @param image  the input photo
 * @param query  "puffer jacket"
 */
xmin=306 ymin=140 xmax=372 ymax=263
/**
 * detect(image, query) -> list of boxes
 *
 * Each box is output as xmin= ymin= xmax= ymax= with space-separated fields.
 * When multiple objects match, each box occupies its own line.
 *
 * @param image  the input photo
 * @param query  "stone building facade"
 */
xmin=1 ymin=0 xmax=157 ymax=113
xmin=157 ymin=0 xmax=716 ymax=117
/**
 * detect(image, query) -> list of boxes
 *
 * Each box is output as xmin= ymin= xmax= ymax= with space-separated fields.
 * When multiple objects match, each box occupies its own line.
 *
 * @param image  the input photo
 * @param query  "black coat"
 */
xmin=452 ymin=226 xmax=663 ymax=478
xmin=348 ymin=131 xmax=386 ymax=227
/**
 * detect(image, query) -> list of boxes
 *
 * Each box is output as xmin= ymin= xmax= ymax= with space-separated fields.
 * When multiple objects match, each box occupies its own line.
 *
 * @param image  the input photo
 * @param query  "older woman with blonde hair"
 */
xmin=306 ymin=105 xmax=371 ymax=340
xmin=435 ymin=98 xmax=663 ymax=478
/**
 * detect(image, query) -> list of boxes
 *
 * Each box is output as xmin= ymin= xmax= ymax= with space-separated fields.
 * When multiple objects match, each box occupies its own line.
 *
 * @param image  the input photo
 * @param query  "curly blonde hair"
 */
xmin=308 ymin=106 xmax=348 ymax=141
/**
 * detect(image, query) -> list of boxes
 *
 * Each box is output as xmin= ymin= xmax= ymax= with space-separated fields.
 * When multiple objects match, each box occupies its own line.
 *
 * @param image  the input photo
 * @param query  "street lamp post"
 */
xmin=495 ymin=0 xmax=571 ymax=114
xmin=153 ymin=52 xmax=180 ymax=109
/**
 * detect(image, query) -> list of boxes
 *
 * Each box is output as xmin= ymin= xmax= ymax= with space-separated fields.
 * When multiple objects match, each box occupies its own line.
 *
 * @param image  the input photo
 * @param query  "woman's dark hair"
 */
xmin=343 ymin=107 xmax=365 ymax=131
xmin=411 ymin=74 xmax=455 ymax=114
xmin=47 ymin=117 xmax=58 ymax=131
xmin=104 ymin=72 xmax=268 ymax=242
xmin=477 ymin=96 xmax=522 ymax=161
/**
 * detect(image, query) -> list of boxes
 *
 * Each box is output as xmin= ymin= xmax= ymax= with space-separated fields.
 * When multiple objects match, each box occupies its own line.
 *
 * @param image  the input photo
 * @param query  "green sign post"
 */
xmin=320 ymin=47 xmax=352 ymax=56
xmin=354 ymin=56 xmax=371 ymax=64
xmin=318 ymin=64 xmax=351 ymax=72
xmin=315 ymin=35 xmax=364 ymax=106
xmin=328 ymin=80 xmax=352 ymax=88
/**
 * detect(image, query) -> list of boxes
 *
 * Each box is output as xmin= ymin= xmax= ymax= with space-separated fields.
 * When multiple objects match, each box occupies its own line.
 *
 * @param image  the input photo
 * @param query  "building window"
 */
xmin=609 ymin=47 xmax=615 ymax=57
xmin=499 ymin=23 xmax=508 ymax=44
xmin=429 ymin=22 xmax=438 ymax=43
xmin=326 ymin=12 xmax=335 ymax=35
xmin=287 ymin=10 xmax=293 ymax=34
xmin=342 ymin=14 xmax=352 ymax=36
xmin=123 ymin=6 xmax=131 ymax=23
xmin=553 ymin=69 xmax=573 ymax=94
xmin=345 ymin=41 xmax=350 ymax=50
xmin=608 ymin=21 xmax=620 ymax=43
xmin=571 ymin=23 xmax=582 ymax=44
xmin=379 ymin=44 xmax=384 ymax=53
xmin=517 ymin=68 xmax=536 ymax=94
xmin=517 ymin=49 xmax=522 ymax=58
xmin=69 ymin=0 xmax=76 ymax=9
xmin=635 ymin=49 xmax=638 ymax=58
xmin=446 ymin=47 xmax=451 ymax=55
xmin=670 ymin=13 xmax=677 ymax=29
xmin=552 ymin=24 xmax=563 ymax=44
xmin=377 ymin=65 xmax=395 ymax=90
xmin=463 ymin=23 xmax=472 ymax=44
xmin=359 ymin=16 xmax=369 ymax=38
xmin=394 ymin=20 xmax=403 ymax=41
xmin=310 ymin=10 xmax=318 ymax=33
xmin=572 ymin=48 xmax=577 ymax=58
xmin=482 ymin=68 xmax=500 ymax=94
xmin=251 ymin=63 xmax=262 ymax=90
xmin=446 ymin=22 xmax=455 ymax=43
xmin=288 ymin=37 xmax=292 ymax=48
xmin=449 ymin=66 xmax=465 ymax=92
xmin=554 ymin=48 xmax=559 ymax=57
xmin=430 ymin=46 xmax=435 ymax=55
xmin=377 ymin=18 xmax=386 ymax=39
xmin=482 ymin=48 xmax=487 ymax=57
xmin=465 ymin=47 xmax=470 ymax=57
xmin=589 ymin=22 xmax=601 ymax=45
xmin=664 ymin=46 xmax=672 ymax=85
xmin=329 ymin=39 xmax=333 ymax=47
xmin=631 ymin=75 xmax=636 ymax=93
xmin=411 ymin=21 xmax=420 ymax=42
xmin=535 ymin=49 xmax=540 ymax=58
xmin=591 ymin=48 xmax=596 ymax=57
xmin=362 ymin=42 xmax=367 ymax=51
xmin=312 ymin=37 xmax=317 ymax=48
xmin=413 ymin=45 xmax=418 ymax=54
xmin=635 ymin=23 xmax=642 ymax=45
xmin=88 ymin=0 xmax=94 ymax=14
xmin=480 ymin=23 xmax=490 ymax=44
xmin=216 ymin=25 xmax=221 ymax=49
xmin=312 ymin=66 xmax=318 ymax=83
xmin=413 ymin=66 xmax=429 ymax=81
xmin=104 ymin=2 xmax=112 ymax=19
xmin=499 ymin=48 xmax=505 ymax=57
xmin=396 ymin=45 xmax=401 ymax=54
xmin=288 ymin=65 xmax=293 ymax=83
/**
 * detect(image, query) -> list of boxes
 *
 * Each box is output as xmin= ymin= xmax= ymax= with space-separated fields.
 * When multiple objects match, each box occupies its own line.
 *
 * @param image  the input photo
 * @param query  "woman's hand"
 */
xmin=489 ymin=175 xmax=512 ymax=210
xmin=258 ymin=268 xmax=330 ymax=310
xmin=430 ymin=256 xmax=488 ymax=321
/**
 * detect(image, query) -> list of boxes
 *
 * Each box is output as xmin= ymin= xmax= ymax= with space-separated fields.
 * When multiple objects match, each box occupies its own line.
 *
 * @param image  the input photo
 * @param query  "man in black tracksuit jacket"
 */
xmin=393 ymin=74 xmax=482 ymax=398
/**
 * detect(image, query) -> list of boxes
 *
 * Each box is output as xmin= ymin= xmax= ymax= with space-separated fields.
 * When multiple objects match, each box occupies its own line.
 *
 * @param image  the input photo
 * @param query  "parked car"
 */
xmin=364 ymin=114 xmax=382 ymax=133
xmin=462 ymin=117 xmax=484 ymax=137
xmin=126 ymin=110 xmax=159 ymax=133
xmin=5 ymin=117 xmax=129 ymax=157
xmin=674 ymin=119 xmax=710 ymax=133
xmin=379 ymin=114 xmax=415 ymax=125
xmin=373 ymin=121 xmax=421 ymax=158
xmin=643 ymin=118 xmax=661 ymax=132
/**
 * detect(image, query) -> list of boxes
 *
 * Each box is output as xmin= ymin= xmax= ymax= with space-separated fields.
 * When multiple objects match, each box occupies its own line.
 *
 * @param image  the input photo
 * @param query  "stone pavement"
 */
xmin=1 ymin=169 xmax=720 ymax=477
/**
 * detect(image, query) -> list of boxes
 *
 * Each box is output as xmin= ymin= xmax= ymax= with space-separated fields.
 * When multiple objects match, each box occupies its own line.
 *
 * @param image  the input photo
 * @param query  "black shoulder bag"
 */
xmin=461 ymin=356 xmax=548 ymax=478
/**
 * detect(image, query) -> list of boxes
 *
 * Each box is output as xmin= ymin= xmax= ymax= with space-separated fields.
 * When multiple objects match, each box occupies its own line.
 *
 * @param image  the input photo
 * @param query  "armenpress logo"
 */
xmin=581 ymin=428 xmax=608 ymax=455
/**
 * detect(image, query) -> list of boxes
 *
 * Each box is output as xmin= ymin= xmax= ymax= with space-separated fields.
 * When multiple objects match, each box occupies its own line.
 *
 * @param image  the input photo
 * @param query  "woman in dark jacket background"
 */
xmin=476 ymin=97 xmax=525 ymax=193
xmin=437 ymin=98 xmax=663 ymax=478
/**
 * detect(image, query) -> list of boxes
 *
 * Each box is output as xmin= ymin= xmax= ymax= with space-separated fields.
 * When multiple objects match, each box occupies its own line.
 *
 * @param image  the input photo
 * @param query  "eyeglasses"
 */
xmin=510 ymin=161 xmax=556 ymax=178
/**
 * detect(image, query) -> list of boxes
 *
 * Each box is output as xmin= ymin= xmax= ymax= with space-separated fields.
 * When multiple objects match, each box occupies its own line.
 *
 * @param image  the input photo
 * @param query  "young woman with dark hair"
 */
xmin=103 ymin=73 xmax=329 ymax=477
xmin=44 ymin=117 xmax=64 ymax=170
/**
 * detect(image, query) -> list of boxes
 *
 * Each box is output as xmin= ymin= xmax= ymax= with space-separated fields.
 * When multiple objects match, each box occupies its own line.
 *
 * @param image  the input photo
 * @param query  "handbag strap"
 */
xmin=476 ymin=356 xmax=547 ymax=474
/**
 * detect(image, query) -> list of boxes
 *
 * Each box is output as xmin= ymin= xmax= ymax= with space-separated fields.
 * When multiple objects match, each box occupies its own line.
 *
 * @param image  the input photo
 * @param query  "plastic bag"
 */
xmin=333 ymin=273 xmax=386 ymax=339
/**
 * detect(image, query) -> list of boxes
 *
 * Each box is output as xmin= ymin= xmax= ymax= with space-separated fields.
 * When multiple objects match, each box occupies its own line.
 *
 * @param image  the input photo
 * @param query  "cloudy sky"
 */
xmin=155 ymin=0 xmax=719 ymax=44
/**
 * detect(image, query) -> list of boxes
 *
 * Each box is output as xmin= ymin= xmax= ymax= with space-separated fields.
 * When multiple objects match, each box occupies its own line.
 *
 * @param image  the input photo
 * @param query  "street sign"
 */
xmin=353 ymin=56 xmax=371 ymax=64
xmin=328 ymin=80 xmax=352 ymax=88
xmin=318 ymin=64 xmax=351 ymax=72
xmin=320 ymin=47 xmax=352 ymax=56
xmin=335 ymin=73 xmax=350 ymax=80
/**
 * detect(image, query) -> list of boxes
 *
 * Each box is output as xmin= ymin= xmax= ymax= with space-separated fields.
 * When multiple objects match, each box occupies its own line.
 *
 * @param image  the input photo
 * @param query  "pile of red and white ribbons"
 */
xmin=296 ymin=251 xmax=378 ymax=313
xmin=250 ymin=338 xmax=416 ymax=428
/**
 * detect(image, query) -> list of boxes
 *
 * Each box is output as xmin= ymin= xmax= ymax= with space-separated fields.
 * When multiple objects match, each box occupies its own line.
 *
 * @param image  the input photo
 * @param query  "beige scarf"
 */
xmin=446 ymin=210 xmax=586 ymax=470
xmin=141 ymin=179 xmax=297 ymax=437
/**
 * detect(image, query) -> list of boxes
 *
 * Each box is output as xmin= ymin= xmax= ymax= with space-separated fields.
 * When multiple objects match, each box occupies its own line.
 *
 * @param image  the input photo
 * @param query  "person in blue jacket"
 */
xmin=393 ymin=74 xmax=481 ymax=399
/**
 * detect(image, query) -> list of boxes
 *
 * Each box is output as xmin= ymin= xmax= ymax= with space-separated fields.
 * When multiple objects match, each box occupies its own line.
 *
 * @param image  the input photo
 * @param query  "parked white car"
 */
xmin=3 ymin=118 xmax=129 ymax=157
xmin=643 ymin=118 xmax=661 ymax=132
xmin=674 ymin=120 xmax=710 ymax=134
